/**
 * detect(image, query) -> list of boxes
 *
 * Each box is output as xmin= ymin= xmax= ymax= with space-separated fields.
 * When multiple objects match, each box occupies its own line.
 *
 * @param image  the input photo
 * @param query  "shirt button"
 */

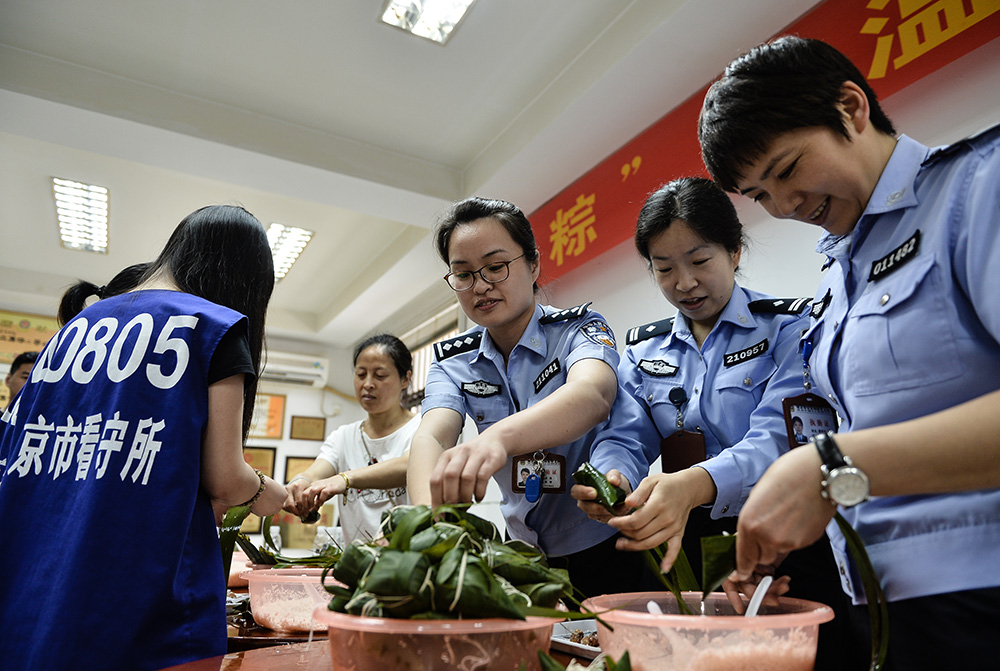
xmin=828 ymin=393 xmax=836 ymax=402
xmin=880 ymin=293 xmax=890 ymax=306
xmin=839 ymin=564 xmax=847 ymax=575
xmin=475 ymin=413 xmax=484 ymax=421
xmin=887 ymin=189 xmax=904 ymax=205
xmin=647 ymin=393 xmax=654 ymax=402
xmin=721 ymin=505 xmax=729 ymax=514
xmin=743 ymin=377 xmax=752 ymax=386
xmin=529 ymin=337 xmax=540 ymax=347
xmin=833 ymin=321 xmax=839 ymax=329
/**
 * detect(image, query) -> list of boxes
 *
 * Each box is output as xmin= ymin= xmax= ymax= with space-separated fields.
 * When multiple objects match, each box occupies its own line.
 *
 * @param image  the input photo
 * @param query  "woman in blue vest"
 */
xmin=0 ymin=205 xmax=287 ymax=671
xmin=573 ymin=177 xmax=855 ymax=669
xmin=407 ymin=196 xmax=656 ymax=600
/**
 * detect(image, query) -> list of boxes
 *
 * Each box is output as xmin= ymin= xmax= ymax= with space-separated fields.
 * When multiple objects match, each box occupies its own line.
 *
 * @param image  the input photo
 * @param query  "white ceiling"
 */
xmin=0 ymin=0 xmax=889 ymax=354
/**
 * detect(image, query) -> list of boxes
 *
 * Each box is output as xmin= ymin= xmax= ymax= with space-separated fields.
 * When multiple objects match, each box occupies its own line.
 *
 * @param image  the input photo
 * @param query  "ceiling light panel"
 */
xmin=52 ymin=177 xmax=109 ymax=254
xmin=380 ymin=0 xmax=477 ymax=45
xmin=267 ymin=222 xmax=314 ymax=282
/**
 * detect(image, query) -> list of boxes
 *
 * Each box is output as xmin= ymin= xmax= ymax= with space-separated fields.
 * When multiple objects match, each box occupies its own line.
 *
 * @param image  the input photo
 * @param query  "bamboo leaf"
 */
xmin=700 ymin=533 xmax=737 ymax=599
xmin=835 ymin=513 xmax=888 ymax=671
xmin=219 ymin=505 xmax=252 ymax=584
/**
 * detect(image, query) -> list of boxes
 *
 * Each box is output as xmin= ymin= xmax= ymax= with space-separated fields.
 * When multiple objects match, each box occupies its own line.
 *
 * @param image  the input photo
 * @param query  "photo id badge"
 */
xmin=660 ymin=430 xmax=706 ymax=474
xmin=511 ymin=453 xmax=566 ymax=497
xmin=782 ymin=393 xmax=839 ymax=449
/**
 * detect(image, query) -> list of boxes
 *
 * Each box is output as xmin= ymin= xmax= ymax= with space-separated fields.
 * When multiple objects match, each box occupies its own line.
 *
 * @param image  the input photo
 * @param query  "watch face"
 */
xmin=828 ymin=467 xmax=870 ymax=507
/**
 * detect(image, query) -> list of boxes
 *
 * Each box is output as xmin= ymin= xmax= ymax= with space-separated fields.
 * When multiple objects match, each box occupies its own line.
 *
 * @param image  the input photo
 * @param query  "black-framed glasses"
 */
xmin=443 ymin=253 xmax=526 ymax=292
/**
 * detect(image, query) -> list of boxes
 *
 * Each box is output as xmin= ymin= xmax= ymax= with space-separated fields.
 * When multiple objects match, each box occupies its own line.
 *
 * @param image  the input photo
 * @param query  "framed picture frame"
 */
xmin=249 ymin=393 xmax=286 ymax=439
xmin=240 ymin=447 xmax=277 ymax=534
xmin=285 ymin=456 xmax=316 ymax=483
xmin=290 ymin=415 xmax=327 ymax=441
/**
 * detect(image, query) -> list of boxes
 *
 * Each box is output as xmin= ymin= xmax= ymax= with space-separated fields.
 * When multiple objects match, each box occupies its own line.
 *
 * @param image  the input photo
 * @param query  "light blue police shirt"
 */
xmin=618 ymin=284 xmax=810 ymax=518
xmin=422 ymin=303 xmax=652 ymax=557
xmin=805 ymin=126 xmax=1000 ymax=604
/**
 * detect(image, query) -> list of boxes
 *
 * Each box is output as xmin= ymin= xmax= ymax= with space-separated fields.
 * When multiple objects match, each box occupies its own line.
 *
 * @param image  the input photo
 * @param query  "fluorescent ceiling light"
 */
xmin=267 ymin=222 xmax=314 ymax=282
xmin=52 ymin=177 xmax=109 ymax=254
xmin=380 ymin=0 xmax=477 ymax=45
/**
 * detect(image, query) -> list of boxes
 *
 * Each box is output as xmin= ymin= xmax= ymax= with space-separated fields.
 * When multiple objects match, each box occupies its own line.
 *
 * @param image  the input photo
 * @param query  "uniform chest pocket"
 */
xmin=464 ymin=395 xmax=511 ymax=429
xmin=845 ymin=253 xmax=960 ymax=396
xmin=716 ymin=355 xmax=776 ymax=396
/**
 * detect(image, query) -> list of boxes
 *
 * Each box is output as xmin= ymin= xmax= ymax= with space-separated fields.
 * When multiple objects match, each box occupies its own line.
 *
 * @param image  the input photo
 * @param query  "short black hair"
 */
xmin=699 ymin=36 xmax=896 ymax=192
xmin=9 ymin=351 xmax=38 ymax=375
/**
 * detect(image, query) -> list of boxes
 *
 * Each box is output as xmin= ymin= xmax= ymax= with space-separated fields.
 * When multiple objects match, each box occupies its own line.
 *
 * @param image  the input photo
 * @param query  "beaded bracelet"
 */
xmin=240 ymin=468 xmax=266 ymax=508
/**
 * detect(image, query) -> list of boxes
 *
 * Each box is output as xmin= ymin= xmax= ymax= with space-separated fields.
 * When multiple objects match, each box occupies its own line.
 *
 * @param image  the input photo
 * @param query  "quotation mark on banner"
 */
xmin=620 ymin=155 xmax=642 ymax=181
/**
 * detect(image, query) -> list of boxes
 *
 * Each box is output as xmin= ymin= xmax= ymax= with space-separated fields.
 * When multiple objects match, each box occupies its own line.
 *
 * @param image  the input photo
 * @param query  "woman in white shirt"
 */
xmin=283 ymin=334 xmax=419 ymax=543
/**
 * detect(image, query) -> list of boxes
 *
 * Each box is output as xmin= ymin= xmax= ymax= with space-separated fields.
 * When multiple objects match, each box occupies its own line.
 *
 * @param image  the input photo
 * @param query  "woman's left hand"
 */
xmin=734 ymin=446 xmax=835 ymax=580
xmin=571 ymin=468 xmax=633 ymax=522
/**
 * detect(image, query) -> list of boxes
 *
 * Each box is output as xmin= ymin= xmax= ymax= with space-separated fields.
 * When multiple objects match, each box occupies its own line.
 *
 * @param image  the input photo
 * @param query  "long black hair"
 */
xmin=56 ymin=205 xmax=274 ymax=439
xmin=58 ymin=262 xmax=152 ymax=326
xmin=149 ymin=205 xmax=274 ymax=438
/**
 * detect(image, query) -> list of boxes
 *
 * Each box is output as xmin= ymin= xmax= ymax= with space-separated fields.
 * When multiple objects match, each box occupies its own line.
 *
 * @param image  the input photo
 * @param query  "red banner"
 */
xmin=531 ymin=0 xmax=1000 ymax=284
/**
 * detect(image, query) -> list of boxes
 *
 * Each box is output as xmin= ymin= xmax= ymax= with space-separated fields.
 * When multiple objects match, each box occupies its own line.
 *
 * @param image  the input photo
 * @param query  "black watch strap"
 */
xmin=814 ymin=431 xmax=847 ymax=470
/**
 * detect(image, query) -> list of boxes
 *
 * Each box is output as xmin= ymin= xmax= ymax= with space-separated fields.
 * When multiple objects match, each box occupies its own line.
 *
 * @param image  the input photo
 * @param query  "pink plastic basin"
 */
xmin=582 ymin=591 xmax=834 ymax=671
xmin=313 ymin=607 xmax=556 ymax=671
xmin=241 ymin=567 xmax=333 ymax=632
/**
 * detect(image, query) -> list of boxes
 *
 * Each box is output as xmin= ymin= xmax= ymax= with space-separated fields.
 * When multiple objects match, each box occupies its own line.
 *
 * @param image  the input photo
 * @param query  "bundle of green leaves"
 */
xmin=322 ymin=504 xmax=579 ymax=620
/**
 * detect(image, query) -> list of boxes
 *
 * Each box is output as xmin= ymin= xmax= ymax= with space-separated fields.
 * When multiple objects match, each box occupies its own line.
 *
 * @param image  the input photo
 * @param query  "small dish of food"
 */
xmin=551 ymin=619 xmax=601 ymax=660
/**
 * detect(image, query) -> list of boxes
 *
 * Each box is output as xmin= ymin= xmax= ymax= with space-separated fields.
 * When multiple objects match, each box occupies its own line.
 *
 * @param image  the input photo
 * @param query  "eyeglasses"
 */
xmin=443 ymin=254 xmax=526 ymax=292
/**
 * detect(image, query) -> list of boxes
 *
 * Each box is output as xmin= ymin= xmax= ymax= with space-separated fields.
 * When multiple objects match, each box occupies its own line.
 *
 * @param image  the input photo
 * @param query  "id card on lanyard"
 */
xmin=782 ymin=338 xmax=838 ymax=449
xmin=512 ymin=451 xmax=566 ymax=502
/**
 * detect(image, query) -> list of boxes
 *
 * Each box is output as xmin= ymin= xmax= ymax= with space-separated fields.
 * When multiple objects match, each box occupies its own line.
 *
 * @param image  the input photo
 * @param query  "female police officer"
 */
xmin=407 ymin=196 xmax=656 ymax=600
xmin=572 ymin=177 xmax=855 ymax=670
xmin=699 ymin=36 xmax=1000 ymax=667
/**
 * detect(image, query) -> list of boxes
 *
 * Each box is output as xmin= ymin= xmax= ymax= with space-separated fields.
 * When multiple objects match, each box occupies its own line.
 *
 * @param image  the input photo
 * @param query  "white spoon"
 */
xmin=744 ymin=575 xmax=773 ymax=618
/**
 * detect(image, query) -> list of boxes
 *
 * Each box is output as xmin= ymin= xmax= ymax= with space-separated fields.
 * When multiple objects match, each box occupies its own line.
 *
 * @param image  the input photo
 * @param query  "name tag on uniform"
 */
xmin=723 ymin=338 xmax=768 ymax=367
xmin=533 ymin=359 xmax=561 ymax=393
xmin=869 ymin=230 xmax=920 ymax=281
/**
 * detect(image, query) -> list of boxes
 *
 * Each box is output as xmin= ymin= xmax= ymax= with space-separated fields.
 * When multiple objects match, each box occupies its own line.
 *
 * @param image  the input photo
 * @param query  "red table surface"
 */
xmin=160 ymin=639 xmax=580 ymax=670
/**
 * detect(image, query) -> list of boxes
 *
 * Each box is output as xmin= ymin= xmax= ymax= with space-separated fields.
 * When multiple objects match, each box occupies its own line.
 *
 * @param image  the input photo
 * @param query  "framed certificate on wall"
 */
xmin=290 ymin=415 xmax=327 ymax=441
xmin=249 ymin=393 xmax=285 ymax=439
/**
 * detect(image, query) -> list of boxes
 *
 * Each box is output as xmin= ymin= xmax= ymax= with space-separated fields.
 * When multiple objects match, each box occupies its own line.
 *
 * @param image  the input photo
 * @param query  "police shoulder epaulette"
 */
xmin=923 ymin=122 xmax=1000 ymax=167
xmin=539 ymin=302 xmax=592 ymax=325
xmin=433 ymin=331 xmax=483 ymax=361
xmin=626 ymin=317 xmax=674 ymax=345
xmin=748 ymin=298 xmax=811 ymax=315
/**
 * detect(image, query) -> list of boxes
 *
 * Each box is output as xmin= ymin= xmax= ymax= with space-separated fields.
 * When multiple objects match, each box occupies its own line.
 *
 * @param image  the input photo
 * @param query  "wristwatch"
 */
xmin=814 ymin=431 xmax=870 ymax=507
